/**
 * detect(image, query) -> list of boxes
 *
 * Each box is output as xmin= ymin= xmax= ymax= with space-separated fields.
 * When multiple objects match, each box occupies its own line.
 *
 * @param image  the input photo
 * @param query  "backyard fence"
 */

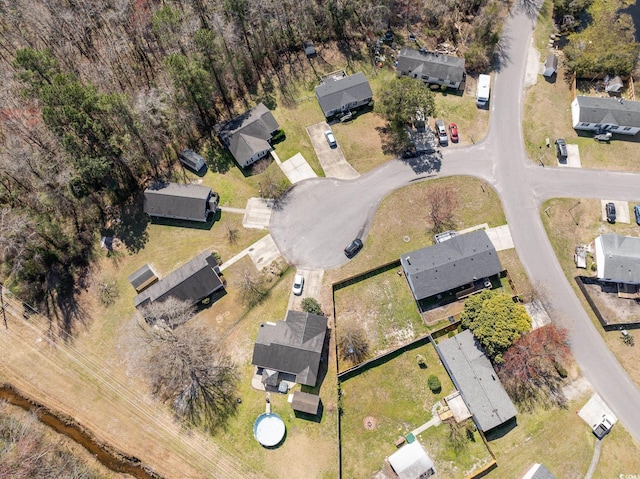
xmin=576 ymin=276 xmax=640 ymax=331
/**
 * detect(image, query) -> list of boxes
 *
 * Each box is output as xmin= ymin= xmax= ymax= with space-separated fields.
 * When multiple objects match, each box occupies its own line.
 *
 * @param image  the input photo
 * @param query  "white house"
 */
xmin=571 ymin=96 xmax=640 ymax=135
xmin=388 ymin=441 xmax=435 ymax=479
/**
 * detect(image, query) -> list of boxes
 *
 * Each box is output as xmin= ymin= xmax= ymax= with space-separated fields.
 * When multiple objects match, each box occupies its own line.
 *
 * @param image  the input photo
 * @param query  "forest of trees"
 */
xmin=0 ymin=0 xmax=505 ymax=320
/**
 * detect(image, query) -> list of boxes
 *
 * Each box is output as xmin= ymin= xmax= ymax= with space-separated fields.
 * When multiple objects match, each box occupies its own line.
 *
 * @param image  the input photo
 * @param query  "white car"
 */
xmin=292 ymin=274 xmax=304 ymax=295
xmin=324 ymin=129 xmax=337 ymax=147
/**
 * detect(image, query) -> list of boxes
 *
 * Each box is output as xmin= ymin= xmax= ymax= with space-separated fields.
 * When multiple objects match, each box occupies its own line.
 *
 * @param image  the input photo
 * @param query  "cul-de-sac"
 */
xmin=2 ymin=0 xmax=640 ymax=478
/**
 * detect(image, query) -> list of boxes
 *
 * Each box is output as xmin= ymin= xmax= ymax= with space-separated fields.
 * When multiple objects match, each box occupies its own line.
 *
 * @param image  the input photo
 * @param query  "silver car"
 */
xmin=435 ymin=120 xmax=448 ymax=145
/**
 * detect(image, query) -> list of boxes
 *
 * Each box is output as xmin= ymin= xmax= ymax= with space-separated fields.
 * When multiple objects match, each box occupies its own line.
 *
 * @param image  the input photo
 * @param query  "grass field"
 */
xmin=334 ymin=267 xmax=426 ymax=369
xmin=339 ymin=342 xmax=462 ymax=477
xmin=327 ymin=176 xmax=507 ymax=284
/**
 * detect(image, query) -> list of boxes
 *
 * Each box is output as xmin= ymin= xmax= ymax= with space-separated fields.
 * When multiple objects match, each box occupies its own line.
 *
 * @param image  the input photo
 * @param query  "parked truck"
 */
xmin=476 ymin=74 xmax=491 ymax=108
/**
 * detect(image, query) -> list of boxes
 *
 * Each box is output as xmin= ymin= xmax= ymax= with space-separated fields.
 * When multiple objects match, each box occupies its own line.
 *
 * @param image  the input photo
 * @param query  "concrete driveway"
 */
xmin=279 ymin=153 xmax=317 ymax=184
xmin=243 ymin=198 xmax=273 ymax=229
xmin=601 ymin=200 xmax=630 ymax=223
xmin=557 ymin=144 xmax=581 ymax=168
xmin=287 ymin=268 xmax=325 ymax=311
xmin=307 ymin=122 xmax=359 ymax=179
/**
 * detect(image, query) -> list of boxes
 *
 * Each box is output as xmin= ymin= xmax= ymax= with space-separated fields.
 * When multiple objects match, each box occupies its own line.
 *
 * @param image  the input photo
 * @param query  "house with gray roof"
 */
xmin=133 ymin=251 xmax=223 ymax=309
xmin=594 ymin=234 xmax=640 ymax=297
xmin=251 ymin=311 xmax=328 ymax=387
xmin=215 ymin=102 xmax=280 ymax=168
xmin=437 ymin=330 xmax=517 ymax=432
xmin=400 ymin=230 xmax=503 ymax=303
xmin=571 ymin=96 xmax=640 ymax=135
xmin=522 ymin=463 xmax=556 ymax=479
xmin=396 ymin=48 xmax=466 ymax=90
xmin=315 ymin=72 xmax=373 ymax=118
xmin=143 ymin=182 xmax=218 ymax=223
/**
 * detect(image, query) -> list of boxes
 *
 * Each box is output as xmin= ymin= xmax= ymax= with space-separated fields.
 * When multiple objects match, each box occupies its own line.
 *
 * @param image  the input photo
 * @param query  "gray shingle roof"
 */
xmin=133 ymin=251 xmax=223 ymax=308
xmin=178 ymin=149 xmax=206 ymax=171
xmin=143 ymin=182 xmax=212 ymax=222
xmin=596 ymin=234 xmax=640 ymax=283
xmin=290 ymin=391 xmax=320 ymax=415
xmin=251 ymin=311 xmax=327 ymax=386
xmin=128 ymin=264 xmax=158 ymax=292
xmin=438 ymin=330 xmax=517 ymax=432
xmin=522 ymin=464 xmax=556 ymax=479
xmin=315 ymin=72 xmax=373 ymax=116
xmin=543 ymin=54 xmax=557 ymax=77
xmin=396 ymin=48 xmax=465 ymax=84
xmin=400 ymin=230 xmax=502 ymax=301
xmin=215 ymin=103 xmax=279 ymax=167
xmin=575 ymin=96 xmax=640 ymax=128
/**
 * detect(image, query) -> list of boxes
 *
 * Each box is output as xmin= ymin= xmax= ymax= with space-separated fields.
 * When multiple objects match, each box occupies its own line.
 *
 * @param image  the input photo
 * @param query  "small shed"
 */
xmin=289 ymin=391 xmax=320 ymax=415
xmin=605 ymin=75 xmax=624 ymax=93
xmin=388 ymin=441 xmax=435 ymax=479
xmin=543 ymin=54 xmax=558 ymax=78
xmin=303 ymin=40 xmax=316 ymax=58
xmin=128 ymin=264 xmax=158 ymax=293
xmin=179 ymin=149 xmax=206 ymax=172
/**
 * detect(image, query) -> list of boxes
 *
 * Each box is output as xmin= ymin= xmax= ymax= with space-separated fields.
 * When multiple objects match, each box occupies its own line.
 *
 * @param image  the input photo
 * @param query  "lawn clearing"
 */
xmin=434 ymin=91 xmax=489 ymax=146
xmin=541 ymin=197 xmax=640 ymax=389
xmin=339 ymin=342 xmax=458 ymax=478
xmin=334 ymin=267 xmax=426 ymax=368
xmin=327 ymin=176 xmax=506 ymax=283
xmin=523 ymin=0 xmax=640 ymax=171
xmin=486 ymin=388 xmax=640 ymax=478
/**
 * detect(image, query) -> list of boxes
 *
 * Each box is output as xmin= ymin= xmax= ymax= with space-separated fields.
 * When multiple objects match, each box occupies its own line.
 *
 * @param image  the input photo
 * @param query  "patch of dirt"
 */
xmin=583 ymin=281 xmax=640 ymax=325
xmin=363 ymin=416 xmax=377 ymax=430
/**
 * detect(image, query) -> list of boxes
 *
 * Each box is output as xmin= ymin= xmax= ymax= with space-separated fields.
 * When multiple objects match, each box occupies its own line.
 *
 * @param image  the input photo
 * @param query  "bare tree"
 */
xmin=222 ymin=220 xmax=239 ymax=244
xmin=235 ymin=264 xmax=267 ymax=307
xmin=139 ymin=297 xmax=195 ymax=328
xmin=141 ymin=323 xmax=239 ymax=432
xmin=426 ymin=185 xmax=458 ymax=234
xmin=337 ymin=321 xmax=370 ymax=364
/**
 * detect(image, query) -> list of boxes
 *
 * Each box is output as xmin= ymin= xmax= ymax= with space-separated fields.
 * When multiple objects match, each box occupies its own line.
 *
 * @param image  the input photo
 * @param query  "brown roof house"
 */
xmin=143 ymin=182 xmax=218 ymax=223
xmin=216 ymin=103 xmax=280 ymax=168
xmin=133 ymin=251 xmax=223 ymax=309
xmin=251 ymin=311 xmax=327 ymax=387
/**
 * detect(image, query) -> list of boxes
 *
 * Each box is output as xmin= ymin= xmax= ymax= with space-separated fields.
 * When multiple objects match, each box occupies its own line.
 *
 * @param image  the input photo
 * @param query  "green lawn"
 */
xmin=340 ymin=342 xmax=460 ymax=477
xmin=334 ymin=267 xmax=426 ymax=367
xmin=328 ymin=176 xmax=506 ymax=283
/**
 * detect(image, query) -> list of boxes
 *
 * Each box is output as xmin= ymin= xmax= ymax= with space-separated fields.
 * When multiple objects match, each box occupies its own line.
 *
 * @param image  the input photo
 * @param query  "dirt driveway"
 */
xmin=307 ymin=122 xmax=359 ymax=179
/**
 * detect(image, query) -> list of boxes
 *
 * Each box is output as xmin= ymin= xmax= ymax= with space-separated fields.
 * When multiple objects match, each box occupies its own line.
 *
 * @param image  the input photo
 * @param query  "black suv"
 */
xmin=555 ymin=138 xmax=568 ymax=161
xmin=606 ymin=202 xmax=616 ymax=223
xmin=344 ymin=238 xmax=363 ymax=258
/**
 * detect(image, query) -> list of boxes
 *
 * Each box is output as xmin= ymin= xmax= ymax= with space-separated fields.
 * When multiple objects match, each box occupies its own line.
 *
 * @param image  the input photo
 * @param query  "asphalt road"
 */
xmin=269 ymin=1 xmax=640 ymax=442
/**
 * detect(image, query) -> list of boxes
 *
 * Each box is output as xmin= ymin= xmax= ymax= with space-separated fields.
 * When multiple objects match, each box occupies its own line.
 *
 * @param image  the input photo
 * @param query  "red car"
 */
xmin=449 ymin=123 xmax=459 ymax=143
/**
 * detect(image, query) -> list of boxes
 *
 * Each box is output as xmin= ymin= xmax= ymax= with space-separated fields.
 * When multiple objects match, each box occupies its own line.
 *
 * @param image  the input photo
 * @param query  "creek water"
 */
xmin=0 ymin=384 xmax=160 ymax=479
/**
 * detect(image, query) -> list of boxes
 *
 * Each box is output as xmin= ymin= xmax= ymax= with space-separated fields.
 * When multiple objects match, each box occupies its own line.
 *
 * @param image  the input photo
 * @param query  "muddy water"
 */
xmin=0 ymin=384 xmax=162 ymax=479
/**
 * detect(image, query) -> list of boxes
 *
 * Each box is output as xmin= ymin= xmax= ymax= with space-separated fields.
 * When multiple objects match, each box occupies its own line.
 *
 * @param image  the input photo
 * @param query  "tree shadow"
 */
xmin=493 ymin=33 xmax=512 ymax=73
xmin=101 ymin=196 xmax=150 ymax=254
xmin=516 ymin=0 xmax=543 ymax=21
xmin=399 ymin=151 xmax=443 ymax=175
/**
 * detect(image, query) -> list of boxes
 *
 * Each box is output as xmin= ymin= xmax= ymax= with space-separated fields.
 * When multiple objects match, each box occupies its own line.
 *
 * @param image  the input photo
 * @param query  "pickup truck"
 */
xmin=593 ymin=415 xmax=614 ymax=439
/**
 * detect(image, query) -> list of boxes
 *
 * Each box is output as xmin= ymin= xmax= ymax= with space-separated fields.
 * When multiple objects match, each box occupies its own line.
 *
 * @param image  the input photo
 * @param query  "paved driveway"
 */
xmin=279 ymin=153 xmax=317 ymax=184
xmin=287 ymin=268 xmax=325 ymax=311
xmin=601 ymin=200 xmax=630 ymax=223
xmin=307 ymin=122 xmax=359 ymax=179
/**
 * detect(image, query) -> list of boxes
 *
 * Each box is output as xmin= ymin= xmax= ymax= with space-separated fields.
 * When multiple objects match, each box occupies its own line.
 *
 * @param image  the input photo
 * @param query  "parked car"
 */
xmin=555 ymin=138 xmax=568 ymax=161
xmin=324 ymin=129 xmax=337 ymax=147
xmin=634 ymin=205 xmax=640 ymax=225
xmin=435 ymin=120 xmax=448 ymax=145
xmin=593 ymin=415 xmax=614 ymax=439
xmin=344 ymin=238 xmax=363 ymax=258
xmin=606 ymin=202 xmax=616 ymax=223
xmin=449 ymin=123 xmax=459 ymax=143
xmin=292 ymin=274 xmax=304 ymax=295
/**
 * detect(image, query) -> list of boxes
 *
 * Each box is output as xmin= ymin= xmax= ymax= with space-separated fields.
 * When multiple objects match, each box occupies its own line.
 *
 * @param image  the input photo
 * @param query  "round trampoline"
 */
xmin=253 ymin=413 xmax=286 ymax=447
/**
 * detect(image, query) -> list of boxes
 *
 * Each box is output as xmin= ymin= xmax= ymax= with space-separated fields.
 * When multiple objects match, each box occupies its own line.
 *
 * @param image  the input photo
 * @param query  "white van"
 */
xmin=476 ymin=74 xmax=491 ymax=108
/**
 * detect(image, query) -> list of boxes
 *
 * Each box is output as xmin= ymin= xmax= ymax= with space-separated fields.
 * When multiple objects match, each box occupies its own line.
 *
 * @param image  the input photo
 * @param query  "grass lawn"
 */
xmin=340 ymin=342 xmax=464 ymax=477
xmin=540 ymin=197 xmax=640 ymax=388
xmin=522 ymin=0 xmax=640 ymax=170
xmin=434 ymin=90 xmax=489 ymax=146
xmin=334 ymin=267 xmax=426 ymax=369
xmin=328 ymin=176 xmax=506 ymax=283
xmin=487 ymin=389 xmax=640 ymax=478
